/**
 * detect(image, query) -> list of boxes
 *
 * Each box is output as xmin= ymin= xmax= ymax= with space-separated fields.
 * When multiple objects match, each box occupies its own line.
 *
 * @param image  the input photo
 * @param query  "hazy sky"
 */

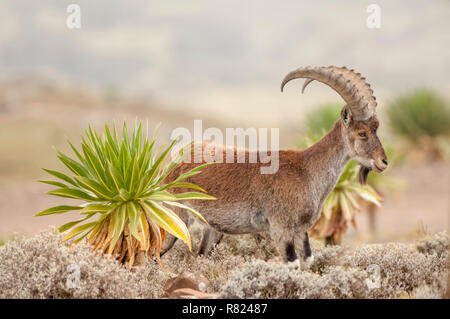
xmin=0 ymin=0 xmax=448 ymax=125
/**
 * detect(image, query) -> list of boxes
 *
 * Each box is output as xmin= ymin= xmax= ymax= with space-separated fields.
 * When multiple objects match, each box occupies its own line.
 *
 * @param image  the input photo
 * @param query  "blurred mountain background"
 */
xmin=1 ymin=0 xmax=449 ymax=124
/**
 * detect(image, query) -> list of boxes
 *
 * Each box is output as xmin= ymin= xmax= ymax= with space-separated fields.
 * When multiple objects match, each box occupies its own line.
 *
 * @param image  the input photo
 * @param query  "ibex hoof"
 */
xmin=303 ymin=255 xmax=315 ymax=269
xmin=287 ymin=259 xmax=300 ymax=270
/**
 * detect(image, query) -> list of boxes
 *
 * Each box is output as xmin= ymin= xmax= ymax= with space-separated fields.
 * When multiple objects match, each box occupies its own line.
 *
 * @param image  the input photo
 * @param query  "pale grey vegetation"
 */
xmin=0 ymin=227 xmax=447 ymax=299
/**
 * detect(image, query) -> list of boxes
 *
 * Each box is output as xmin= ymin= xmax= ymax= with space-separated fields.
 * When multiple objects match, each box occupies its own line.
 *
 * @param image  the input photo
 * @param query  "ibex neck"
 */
xmin=303 ymin=120 xmax=350 ymax=200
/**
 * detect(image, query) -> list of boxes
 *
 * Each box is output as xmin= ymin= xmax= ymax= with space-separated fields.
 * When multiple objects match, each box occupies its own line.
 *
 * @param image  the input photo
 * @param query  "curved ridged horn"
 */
xmin=281 ymin=66 xmax=377 ymax=121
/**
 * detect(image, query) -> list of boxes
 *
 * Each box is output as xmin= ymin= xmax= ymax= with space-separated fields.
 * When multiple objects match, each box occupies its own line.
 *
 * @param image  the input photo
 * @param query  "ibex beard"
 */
xmin=162 ymin=66 xmax=388 ymax=270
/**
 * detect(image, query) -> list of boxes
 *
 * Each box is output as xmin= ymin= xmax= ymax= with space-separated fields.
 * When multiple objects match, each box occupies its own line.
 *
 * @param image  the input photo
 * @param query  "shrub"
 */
xmin=416 ymin=232 xmax=449 ymax=258
xmin=344 ymin=241 xmax=447 ymax=298
xmin=0 ymin=234 xmax=18 ymax=247
xmin=387 ymin=89 xmax=450 ymax=141
xmin=1 ymin=230 xmax=446 ymax=298
xmin=219 ymin=260 xmax=371 ymax=299
xmin=0 ymin=230 xmax=172 ymax=298
xmin=220 ymin=232 xmax=448 ymax=299
xmin=159 ymin=223 xmax=252 ymax=292
xmin=297 ymin=103 xmax=341 ymax=149
xmin=308 ymin=243 xmax=346 ymax=274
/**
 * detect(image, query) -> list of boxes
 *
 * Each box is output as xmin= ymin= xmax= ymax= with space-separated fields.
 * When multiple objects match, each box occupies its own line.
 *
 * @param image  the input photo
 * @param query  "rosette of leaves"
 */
xmin=36 ymin=122 xmax=214 ymax=269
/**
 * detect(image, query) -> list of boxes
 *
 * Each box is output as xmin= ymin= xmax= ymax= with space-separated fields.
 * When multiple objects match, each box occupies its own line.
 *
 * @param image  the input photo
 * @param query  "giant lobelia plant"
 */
xmin=36 ymin=122 xmax=214 ymax=269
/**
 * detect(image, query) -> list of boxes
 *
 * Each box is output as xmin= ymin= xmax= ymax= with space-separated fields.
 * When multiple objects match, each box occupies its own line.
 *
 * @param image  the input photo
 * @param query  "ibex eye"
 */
xmin=358 ymin=132 xmax=367 ymax=138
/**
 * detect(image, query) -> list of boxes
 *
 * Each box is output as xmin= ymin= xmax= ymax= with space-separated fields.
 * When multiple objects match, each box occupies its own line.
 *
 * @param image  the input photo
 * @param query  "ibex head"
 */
xmin=281 ymin=66 xmax=388 ymax=184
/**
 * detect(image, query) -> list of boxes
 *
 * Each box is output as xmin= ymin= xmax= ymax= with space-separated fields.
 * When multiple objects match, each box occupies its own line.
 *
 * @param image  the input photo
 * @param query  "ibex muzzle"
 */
xmin=162 ymin=66 xmax=387 ymax=269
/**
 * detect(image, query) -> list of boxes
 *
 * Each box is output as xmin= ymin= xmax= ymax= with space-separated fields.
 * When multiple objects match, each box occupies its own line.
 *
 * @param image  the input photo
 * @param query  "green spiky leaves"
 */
xmin=36 ymin=122 xmax=214 ymax=268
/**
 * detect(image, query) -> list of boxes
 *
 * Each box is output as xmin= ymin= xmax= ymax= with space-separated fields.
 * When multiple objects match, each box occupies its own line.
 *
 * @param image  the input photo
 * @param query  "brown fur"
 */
xmin=162 ymin=106 xmax=387 ymax=266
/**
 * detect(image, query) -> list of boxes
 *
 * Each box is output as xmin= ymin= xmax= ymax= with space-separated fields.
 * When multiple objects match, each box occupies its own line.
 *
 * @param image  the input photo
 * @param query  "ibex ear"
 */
xmin=341 ymin=105 xmax=352 ymax=128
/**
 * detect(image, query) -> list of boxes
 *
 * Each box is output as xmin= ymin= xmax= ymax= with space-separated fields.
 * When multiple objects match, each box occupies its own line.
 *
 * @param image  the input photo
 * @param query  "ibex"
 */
xmin=163 ymin=66 xmax=388 ymax=268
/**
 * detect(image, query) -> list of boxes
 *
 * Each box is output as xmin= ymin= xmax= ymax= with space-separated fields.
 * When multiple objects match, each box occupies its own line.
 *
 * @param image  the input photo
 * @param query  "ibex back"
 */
xmin=162 ymin=66 xmax=388 ymax=269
